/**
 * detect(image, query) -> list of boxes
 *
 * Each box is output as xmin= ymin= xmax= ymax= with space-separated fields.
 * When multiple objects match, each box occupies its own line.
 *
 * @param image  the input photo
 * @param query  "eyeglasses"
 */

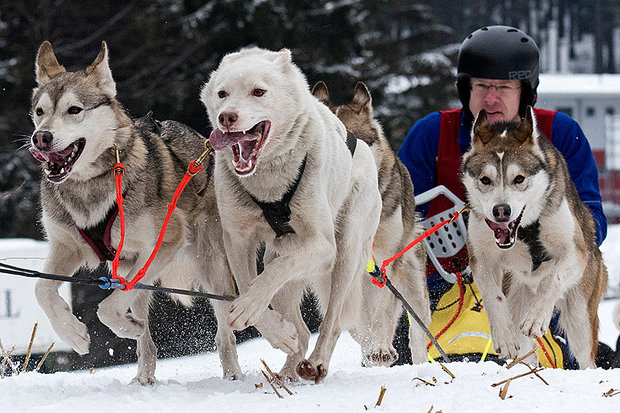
xmin=470 ymin=82 xmax=521 ymax=96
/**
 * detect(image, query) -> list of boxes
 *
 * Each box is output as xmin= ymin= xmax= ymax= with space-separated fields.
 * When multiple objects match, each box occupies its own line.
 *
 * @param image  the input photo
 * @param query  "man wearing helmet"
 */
xmin=396 ymin=25 xmax=607 ymax=368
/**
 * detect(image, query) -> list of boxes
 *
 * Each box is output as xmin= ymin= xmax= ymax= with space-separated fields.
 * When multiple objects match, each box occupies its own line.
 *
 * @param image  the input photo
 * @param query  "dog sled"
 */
xmin=414 ymin=185 xmax=471 ymax=283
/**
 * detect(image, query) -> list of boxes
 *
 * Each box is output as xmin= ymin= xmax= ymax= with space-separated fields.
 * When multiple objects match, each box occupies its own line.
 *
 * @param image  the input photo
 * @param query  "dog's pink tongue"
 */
xmin=29 ymin=147 xmax=50 ymax=162
xmin=209 ymin=129 xmax=258 ymax=151
xmin=485 ymin=218 xmax=511 ymax=244
xmin=209 ymin=129 xmax=234 ymax=150
xmin=28 ymin=146 xmax=72 ymax=163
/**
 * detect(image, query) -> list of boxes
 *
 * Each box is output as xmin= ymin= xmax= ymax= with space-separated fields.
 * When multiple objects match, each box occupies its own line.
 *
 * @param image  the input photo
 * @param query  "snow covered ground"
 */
xmin=0 ymin=227 xmax=619 ymax=412
xmin=0 ymin=309 xmax=618 ymax=413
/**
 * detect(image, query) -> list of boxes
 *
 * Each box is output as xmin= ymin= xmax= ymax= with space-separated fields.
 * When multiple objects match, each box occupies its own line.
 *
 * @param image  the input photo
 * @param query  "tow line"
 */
xmin=0 ymin=261 xmax=235 ymax=301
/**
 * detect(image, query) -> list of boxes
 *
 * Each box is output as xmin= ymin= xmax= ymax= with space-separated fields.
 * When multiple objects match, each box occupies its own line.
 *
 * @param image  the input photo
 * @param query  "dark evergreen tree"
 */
xmin=352 ymin=1 xmax=458 ymax=149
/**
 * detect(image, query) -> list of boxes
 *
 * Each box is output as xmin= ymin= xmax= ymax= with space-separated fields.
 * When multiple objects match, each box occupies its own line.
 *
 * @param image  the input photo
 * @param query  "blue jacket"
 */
xmin=398 ymin=110 xmax=607 ymax=245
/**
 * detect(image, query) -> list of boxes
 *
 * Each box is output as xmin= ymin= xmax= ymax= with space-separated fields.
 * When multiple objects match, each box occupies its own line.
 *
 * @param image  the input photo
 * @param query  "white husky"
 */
xmin=200 ymin=47 xmax=382 ymax=382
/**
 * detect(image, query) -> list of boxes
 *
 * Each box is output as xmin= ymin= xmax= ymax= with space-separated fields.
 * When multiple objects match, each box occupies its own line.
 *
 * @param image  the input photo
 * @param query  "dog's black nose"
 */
xmin=493 ymin=204 xmax=511 ymax=222
xmin=32 ymin=130 xmax=53 ymax=150
xmin=218 ymin=111 xmax=238 ymax=128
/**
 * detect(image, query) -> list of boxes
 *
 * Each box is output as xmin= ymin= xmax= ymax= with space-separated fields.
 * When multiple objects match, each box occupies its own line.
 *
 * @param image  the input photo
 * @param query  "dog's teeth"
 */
xmin=44 ymin=168 xmax=51 ymax=175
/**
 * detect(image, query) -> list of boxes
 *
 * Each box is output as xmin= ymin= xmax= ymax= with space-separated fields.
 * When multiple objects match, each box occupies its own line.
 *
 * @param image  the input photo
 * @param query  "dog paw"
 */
xmin=519 ymin=310 xmax=551 ymax=339
xmin=69 ymin=327 xmax=91 ymax=356
xmin=52 ymin=316 xmax=90 ymax=355
xmin=130 ymin=373 xmax=156 ymax=386
xmin=363 ymin=347 xmax=398 ymax=367
xmin=223 ymin=368 xmax=244 ymax=381
xmin=98 ymin=307 xmax=146 ymax=339
xmin=297 ymin=359 xmax=327 ymax=384
xmin=228 ymin=292 xmax=271 ymax=331
xmin=518 ymin=342 xmax=539 ymax=366
xmin=219 ymin=353 xmax=243 ymax=380
xmin=276 ymin=366 xmax=300 ymax=383
xmin=490 ymin=329 xmax=521 ymax=360
xmin=255 ymin=310 xmax=299 ymax=354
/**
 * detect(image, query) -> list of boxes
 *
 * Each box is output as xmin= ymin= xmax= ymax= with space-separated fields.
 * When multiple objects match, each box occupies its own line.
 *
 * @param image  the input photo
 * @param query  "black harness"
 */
xmin=345 ymin=130 xmax=357 ymax=157
xmin=251 ymin=131 xmax=358 ymax=238
xmin=517 ymin=220 xmax=552 ymax=271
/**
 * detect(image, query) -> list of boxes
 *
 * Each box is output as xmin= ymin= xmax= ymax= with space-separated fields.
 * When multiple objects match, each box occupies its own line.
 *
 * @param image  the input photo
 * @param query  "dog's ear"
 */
xmin=514 ymin=105 xmax=537 ymax=145
xmin=85 ymin=41 xmax=116 ymax=97
xmin=352 ymin=82 xmax=371 ymax=109
xmin=35 ymin=41 xmax=66 ymax=85
xmin=472 ymin=109 xmax=493 ymax=148
xmin=312 ymin=81 xmax=330 ymax=106
xmin=276 ymin=48 xmax=293 ymax=67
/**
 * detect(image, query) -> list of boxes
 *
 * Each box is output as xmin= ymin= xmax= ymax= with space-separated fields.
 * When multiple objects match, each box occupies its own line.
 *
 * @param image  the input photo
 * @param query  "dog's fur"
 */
xmin=30 ymin=41 xmax=242 ymax=384
xmin=461 ymin=107 xmax=608 ymax=368
xmin=200 ymin=48 xmax=382 ymax=383
xmin=312 ymin=81 xmax=430 ymax=365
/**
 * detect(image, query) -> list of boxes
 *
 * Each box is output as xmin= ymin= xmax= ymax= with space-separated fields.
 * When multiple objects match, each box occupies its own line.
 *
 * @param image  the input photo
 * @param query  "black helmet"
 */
xmin=456 ymin=25 xmax=540 ymax=120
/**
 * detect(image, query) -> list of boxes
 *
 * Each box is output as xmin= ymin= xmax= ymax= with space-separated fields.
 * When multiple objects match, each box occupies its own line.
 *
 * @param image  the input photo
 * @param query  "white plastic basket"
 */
xmin=414 ymin=185 xmax=470 ymax=283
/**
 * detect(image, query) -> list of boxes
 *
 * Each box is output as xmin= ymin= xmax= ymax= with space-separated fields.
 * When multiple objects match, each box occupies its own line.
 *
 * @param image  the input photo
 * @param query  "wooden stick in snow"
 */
xmin=261 ymin=369 xmax=283 ymax=399
xmin=491 ymin=367 xmax=544 ymax=387
xmin=0 ymin=338 xmax=18 ymax=376
xmin=506 ymin=346 xmax=538 ymax=369
xmin=499 ymin=379 xmax=511 ymax=399
xmin=22 ymin=322 xmax=38 ymax=372
xmin=519 ymin=361 xmax=549 ymax=385
xmin=35 ymin=342 xmax=55 ymax=372
xmin=375 ymin=386 xmax=387 ymax=407
xmin=260 ymin=359 xmax=293 ymax=395
xmin=439 ymin=362 xmax=455 ymax=379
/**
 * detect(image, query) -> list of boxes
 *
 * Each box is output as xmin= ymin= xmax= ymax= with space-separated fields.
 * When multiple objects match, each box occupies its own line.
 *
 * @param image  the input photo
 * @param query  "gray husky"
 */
xmin=461 ymin=107 xmax=608 ymax=368
xmin=312 ymin=81 xmax=430 ymax=365
xmin=29 ymin=41 xmax=241 ymax=384
xmin=200 ymin=47 xmax=382 ymax=383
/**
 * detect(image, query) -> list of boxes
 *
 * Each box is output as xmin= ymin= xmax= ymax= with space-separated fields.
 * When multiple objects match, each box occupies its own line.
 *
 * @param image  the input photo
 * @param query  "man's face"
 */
xmin=468 ymin=78 xmax=522 ymax=124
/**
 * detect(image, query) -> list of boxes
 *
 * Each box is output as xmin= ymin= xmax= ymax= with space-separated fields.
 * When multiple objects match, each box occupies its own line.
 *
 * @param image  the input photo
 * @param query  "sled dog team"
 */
xmin=29 ymin=40 xmax=607 ymax=384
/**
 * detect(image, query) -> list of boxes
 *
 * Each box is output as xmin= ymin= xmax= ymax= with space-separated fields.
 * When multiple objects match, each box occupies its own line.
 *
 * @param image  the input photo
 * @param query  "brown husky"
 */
xmin=312 ymin=81 xmax=430 ymax=365
xmin=461 ymin=107 xmax=608 ymax=368
xmin=29 ymin=41 xmax=247 ymax=384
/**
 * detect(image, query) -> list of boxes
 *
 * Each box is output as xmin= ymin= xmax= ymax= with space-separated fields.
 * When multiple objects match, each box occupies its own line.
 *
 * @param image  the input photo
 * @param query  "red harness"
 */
xmin=426 ymin=108 xmax=557 ymax=276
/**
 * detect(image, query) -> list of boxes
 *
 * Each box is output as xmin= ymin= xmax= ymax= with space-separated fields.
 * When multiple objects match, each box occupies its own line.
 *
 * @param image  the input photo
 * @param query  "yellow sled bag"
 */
xmin=426 ymin=279 xmax=567 ymax=369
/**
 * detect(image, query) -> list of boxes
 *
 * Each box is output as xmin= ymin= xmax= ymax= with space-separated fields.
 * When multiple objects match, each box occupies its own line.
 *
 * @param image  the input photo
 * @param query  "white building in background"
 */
xmin=536 ymin=73 xmax=620 ymax=222
xmin=0 ymin=239 xmax=71 ymax=355
xmin=537 ymin=73 xmax=620 ymax=166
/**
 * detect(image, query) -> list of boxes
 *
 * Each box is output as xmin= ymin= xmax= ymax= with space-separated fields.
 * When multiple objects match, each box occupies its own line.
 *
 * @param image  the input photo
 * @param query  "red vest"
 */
xmin=426 ymin=108 xmax=557 ymax=276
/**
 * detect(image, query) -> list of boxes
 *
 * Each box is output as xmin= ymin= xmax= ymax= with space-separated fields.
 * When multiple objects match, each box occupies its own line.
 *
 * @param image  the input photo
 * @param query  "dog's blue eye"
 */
xmin=252 ymin=88 xmax=266 ymax=97
xmin=514 ymin=175 xmax=525 ymax=184
xmin=68 ymin=106 xmax=83 ymax=115
xmin=218 ymin=90 xmax=228 ymax=99
xmin=480 ymin=176 xmax=491 ymax=185
xmin=35 ymin=108 xmax=43 ymax=116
